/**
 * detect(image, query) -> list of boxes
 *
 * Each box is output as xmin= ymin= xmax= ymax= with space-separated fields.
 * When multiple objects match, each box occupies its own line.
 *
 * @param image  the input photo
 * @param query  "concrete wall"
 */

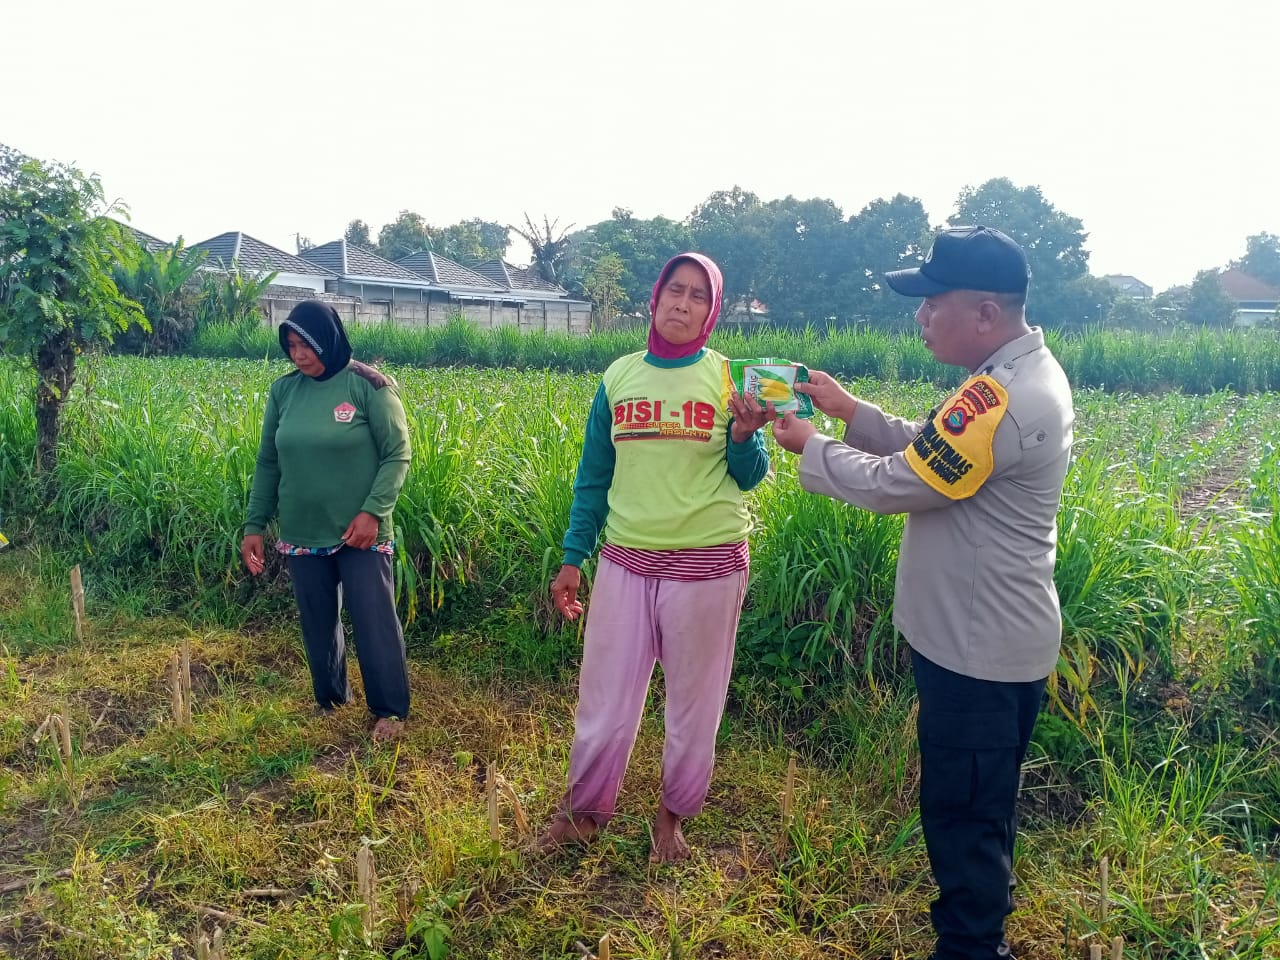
xmin=267 ymin=271 xmax=328 ymax=293
xmin=519 ymin=298 xmax=592 ymax=335
xmin=259 ymin=287 xmax=591 ymax=335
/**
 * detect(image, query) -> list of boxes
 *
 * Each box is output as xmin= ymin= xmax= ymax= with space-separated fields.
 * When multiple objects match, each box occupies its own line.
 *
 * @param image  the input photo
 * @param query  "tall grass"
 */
xmin=187 ymin=319 xmax=1280 ymax=394
xmin=5 ymin=356 xmax=1280 ymax=946
xmin=4 ymin=357 xmax=1278 ymax=704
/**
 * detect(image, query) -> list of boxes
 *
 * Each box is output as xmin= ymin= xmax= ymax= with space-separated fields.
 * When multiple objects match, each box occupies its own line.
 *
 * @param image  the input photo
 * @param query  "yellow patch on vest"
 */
xmin=904 ymin=375 xmax=1009 ymax=499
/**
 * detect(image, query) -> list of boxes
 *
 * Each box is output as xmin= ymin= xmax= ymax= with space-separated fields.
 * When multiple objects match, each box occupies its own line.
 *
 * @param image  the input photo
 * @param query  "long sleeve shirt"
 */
xmin=798 ymin=329 xmax=1074 ymax=682
xmin=562 ymin=348 xmax=770 ymax=567
xmin=245 ymin=361 xmax=411 ymax=547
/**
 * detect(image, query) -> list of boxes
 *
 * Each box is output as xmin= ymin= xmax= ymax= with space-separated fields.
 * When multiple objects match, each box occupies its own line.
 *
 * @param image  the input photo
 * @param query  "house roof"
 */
xmin=301 ymin=240 xmax=429 ymax=286
xmin=472 ymin=260 xmax=569 ymax=297
xmin=1218 ymin=268 xmax=1280 ymax=302
xmin=395 ymin=251 xmax=503 ymax=291
xmin=190 ymin=231 xmax=334 ymax=277
xmin=115 ymin=220 xmax=171 ymax=254
xmin=1102 ymin=274 xmax=1152 ymax=292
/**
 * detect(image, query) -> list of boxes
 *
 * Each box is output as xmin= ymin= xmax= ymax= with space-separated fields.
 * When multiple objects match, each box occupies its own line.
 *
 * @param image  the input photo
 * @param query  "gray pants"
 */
xmin=287 ymin=549 xmax=410 ymax=719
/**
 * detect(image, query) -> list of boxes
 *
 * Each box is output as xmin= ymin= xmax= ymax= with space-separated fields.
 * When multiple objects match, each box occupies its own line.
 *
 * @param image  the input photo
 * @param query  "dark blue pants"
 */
xmin=912 ymin=650 xmax=1045 ymax=960
xmin=288 ymin=549 xmax=410 ymax=720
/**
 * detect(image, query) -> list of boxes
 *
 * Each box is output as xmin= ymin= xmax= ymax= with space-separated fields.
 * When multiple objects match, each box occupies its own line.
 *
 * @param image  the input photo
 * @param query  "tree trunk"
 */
xmin=34 ymin=330 xmax=77 ymax=473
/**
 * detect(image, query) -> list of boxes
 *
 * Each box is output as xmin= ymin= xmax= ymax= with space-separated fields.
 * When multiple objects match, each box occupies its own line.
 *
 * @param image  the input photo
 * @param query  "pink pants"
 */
xmin=560 ymin=556 xmax=748 ymax=824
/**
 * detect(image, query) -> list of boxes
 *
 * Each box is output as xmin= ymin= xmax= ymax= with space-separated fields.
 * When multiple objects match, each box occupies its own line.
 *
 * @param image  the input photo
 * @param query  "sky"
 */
xmin=4 ymin=0 xmax=1277 ymax=294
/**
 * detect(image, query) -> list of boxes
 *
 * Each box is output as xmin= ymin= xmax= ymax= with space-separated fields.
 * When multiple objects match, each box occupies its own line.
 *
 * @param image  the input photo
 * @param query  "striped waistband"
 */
xmin=600 ymin=541 xmax=749 ymax=581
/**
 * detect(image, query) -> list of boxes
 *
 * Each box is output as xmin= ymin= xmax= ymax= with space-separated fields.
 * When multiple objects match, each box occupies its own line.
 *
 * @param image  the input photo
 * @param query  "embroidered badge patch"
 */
xmin=333 ymin=402 xmax=357 ymax=423
xmin=905 ymin=375 xmax=1008 ymax=499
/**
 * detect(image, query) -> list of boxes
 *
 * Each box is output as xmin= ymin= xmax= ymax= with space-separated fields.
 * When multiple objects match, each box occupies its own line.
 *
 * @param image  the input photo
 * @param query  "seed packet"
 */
xmin=721 ymin=358 xmax=815 ymax=418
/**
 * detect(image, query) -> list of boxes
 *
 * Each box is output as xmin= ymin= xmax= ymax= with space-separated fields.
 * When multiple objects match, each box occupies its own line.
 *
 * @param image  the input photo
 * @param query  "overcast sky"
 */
xmin=4 ymin=0 xmax=1276 ymax=292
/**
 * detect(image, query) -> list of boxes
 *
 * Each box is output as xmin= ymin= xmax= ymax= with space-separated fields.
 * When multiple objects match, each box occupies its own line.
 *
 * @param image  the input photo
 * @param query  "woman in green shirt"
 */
xmin=241 ymin=301 xmax=412 ymax=741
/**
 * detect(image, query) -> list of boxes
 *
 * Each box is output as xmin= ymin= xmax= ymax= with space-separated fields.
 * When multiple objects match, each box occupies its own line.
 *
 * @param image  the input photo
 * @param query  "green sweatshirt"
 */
xmin=244 ymin=361 xmax=411 ymax=546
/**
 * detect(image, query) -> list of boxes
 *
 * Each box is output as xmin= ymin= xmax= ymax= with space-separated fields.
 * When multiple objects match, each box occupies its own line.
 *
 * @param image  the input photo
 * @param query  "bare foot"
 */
xmin=649 ymin=803 xmax=691 ymax=863
xmin=370 ymin=717 xmax=405 ymax=741
xmin=534 ymin=814 xmax=599 ymax=854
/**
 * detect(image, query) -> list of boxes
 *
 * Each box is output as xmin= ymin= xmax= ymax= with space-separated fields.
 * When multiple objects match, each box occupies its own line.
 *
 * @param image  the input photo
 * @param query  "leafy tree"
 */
xmin=1183 ymin=270 xmax=1237 ymax=327
xmin=1052 ymin=275 xmax=1118 ymax=331
xmin=752 ymin=195 xmax=852 ymax=326
xmin=840 ymin=194 xmax=933 ymax=327
xmin=432 ymin=219 xmax=510 ymax=264
xmin=345 ymin=219 xmax=372 ymax=248
xmin=949 ymin=178 xmax=1092 ymax=326
xmin=372 ymin=213 xmax=509 ymax=264
xmin=112 ymin=238 xmax=207 ymax=354
xmin=0 ymin=151 xmax=146 ymax=471
xmin=1232 ymin=232 xmax=1280 ymax=287
xmin=582 ymin=251 xmax=626 ymax=329
xmin=377 ymin=210 xmax=432 ymax=261
xmin=452 ymin=218 xmax=510 ymax=263
xmin=1105 ymin=295 xmax=1158 ymax=330
xmin=194 ymin=266 xmax=279 ymax=331
xmin=566 ymin=209 xmax=694 ymax=314
xmin=510 ymin=214 xmax=574 ymax=286
xmin=688 ymin=187 xmax=768 ymax=313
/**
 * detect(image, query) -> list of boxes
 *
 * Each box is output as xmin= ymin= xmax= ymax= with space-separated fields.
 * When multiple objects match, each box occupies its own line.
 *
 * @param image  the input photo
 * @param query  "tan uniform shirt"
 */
xmin=799 ymin=328 xmax=1074 ymax=682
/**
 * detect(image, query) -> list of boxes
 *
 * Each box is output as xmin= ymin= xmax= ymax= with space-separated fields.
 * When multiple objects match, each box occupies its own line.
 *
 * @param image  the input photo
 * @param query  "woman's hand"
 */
xmin=341 ymin=512 xmax=380 ymax=550
xmin=550 ymin=564 xmax=584 ymax=620
xmin=241 ymin=534 xmax=265 ymax=576
xmin=727 ymin=384 xmax=774 ymax=442
xmin=795 ymin=370 xmax=858 ymax=422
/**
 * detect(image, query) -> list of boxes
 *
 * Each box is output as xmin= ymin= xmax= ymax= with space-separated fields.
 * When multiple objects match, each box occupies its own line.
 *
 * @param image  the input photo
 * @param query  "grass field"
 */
xmin=2 ymin=355 xmax=1279 ymax=958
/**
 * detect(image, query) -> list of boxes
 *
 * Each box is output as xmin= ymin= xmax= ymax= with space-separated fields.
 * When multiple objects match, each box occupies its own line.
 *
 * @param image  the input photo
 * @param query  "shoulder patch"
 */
xmin=349 ymin=360 xmax=393 ymax=389
xmin=904 ymin=375 xmax=1009 ymax=499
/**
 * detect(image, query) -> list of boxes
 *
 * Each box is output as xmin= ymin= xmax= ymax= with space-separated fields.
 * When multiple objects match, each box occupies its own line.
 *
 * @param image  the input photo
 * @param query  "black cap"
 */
xmin=885 ymin=226 xmax=1030 ymax=297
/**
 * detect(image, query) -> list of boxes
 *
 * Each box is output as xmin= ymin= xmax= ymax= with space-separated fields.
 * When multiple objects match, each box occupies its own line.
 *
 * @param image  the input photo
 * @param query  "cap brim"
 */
xmin=884 ymin=268 xmax=954 ymax=297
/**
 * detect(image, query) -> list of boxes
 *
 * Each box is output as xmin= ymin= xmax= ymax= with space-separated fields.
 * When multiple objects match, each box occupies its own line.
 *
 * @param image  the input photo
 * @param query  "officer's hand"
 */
xmin=772 ymin=412 xmax=818 ymax=454
xmin=241 ymin=534 xmax=265 ymax=576
xmin=550 ymin=564 xmax=584 ymax=620
xmin=795 ymin=370 xmax=857 ymax=422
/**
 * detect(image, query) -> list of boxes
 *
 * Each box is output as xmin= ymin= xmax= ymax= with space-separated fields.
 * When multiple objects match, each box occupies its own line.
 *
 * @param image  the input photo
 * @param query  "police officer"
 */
xmin=772 ymin=226 xmax=1074 ymax=960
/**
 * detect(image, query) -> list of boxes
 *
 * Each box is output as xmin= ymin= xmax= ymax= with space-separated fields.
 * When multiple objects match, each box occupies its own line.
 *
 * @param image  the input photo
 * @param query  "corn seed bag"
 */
xmin=721 ymin=358 xmax=815 ymax=419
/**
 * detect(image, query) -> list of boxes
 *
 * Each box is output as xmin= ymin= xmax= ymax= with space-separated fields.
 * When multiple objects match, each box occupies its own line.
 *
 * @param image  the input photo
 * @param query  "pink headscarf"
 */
xmin=647 ymin=252 xmax=724 ymax=360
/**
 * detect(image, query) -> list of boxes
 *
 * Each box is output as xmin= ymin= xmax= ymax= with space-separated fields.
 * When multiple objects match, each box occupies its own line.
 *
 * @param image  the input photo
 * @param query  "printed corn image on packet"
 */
xmin=721 ymin=358 xmax=815 ymax=418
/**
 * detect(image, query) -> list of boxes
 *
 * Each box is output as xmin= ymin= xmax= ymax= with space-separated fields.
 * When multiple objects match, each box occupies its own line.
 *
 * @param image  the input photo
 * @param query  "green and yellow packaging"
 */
xmin=720 ymin=358 xmax=815 ymax=418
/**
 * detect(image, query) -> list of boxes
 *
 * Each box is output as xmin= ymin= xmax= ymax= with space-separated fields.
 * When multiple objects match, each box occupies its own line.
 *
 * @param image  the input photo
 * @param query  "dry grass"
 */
xmin=1 ymin=549 xmax=1278 ymax=959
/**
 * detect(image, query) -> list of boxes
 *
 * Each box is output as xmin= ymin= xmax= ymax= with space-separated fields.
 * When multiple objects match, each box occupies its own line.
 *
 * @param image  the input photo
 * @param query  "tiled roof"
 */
xmin=472 ymin=260 xmax=569 ymax=296
xmin=115 ymin=220 xmax=171 ymax=254
xmin=470 ymin=260 xmax=513 ymax=287
xmin=1102 ymin=274 xmax=1152 ymax=297
xmin=190 ymin=231 xmax=333 ymax=277
xmin=301 ymin=239 xmax=428 ymax=285
xmin=395 ymin=251 xmax=503 ymax=291
xmin=1218 ymin=268 xmax=1280 ymax=302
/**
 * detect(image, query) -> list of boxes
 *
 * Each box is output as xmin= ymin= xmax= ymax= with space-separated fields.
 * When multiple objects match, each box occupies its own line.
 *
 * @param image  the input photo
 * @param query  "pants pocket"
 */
xmin=919 ymin=709 xmax=1020 ymax=820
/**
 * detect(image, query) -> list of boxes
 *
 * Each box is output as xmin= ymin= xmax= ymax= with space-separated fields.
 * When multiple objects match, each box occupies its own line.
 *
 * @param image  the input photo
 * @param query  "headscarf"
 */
xmin=647 ymin=252 xmax=724 ymax=360
xmin=278 ymin=300 xmax=352 ymax=381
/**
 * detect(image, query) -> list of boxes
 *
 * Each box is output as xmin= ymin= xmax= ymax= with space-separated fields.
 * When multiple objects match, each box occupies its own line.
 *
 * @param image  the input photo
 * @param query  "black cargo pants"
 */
xmin=912 ymin=650 xmax=1045 ymax=960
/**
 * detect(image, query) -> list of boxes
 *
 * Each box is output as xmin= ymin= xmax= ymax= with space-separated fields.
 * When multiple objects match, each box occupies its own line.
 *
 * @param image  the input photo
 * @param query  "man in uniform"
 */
xmin=772 ymin=226 xmax=1075 ymax=960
